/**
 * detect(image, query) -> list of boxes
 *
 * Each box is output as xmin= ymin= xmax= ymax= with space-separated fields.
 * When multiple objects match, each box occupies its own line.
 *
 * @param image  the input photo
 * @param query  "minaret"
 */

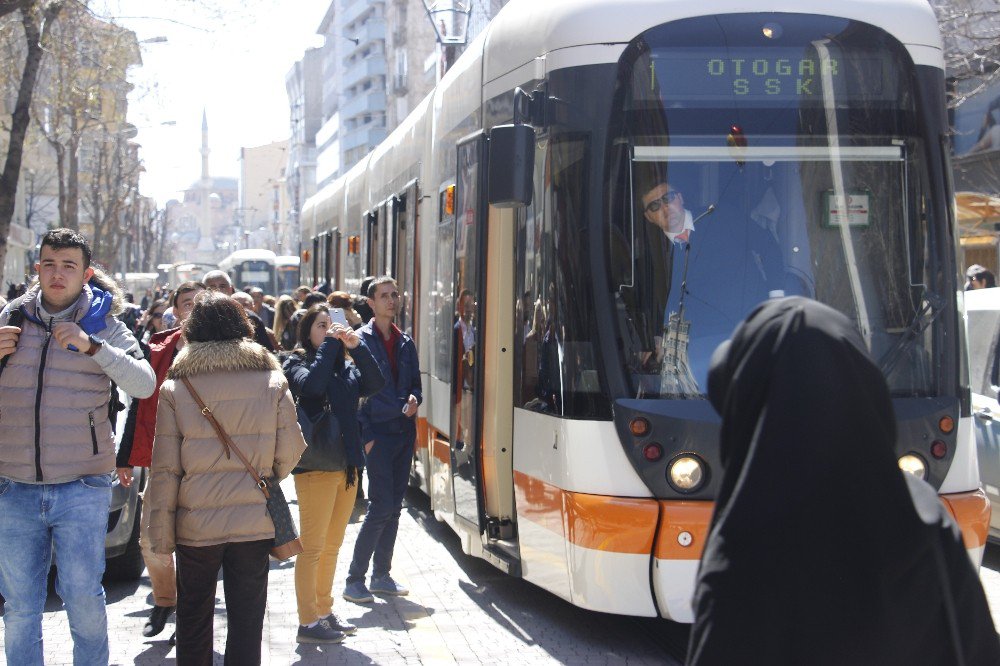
xmin=197 ymin=108 xmax=215 ymax=256
xmin=200 ymin=109 xmax=210 ymax=184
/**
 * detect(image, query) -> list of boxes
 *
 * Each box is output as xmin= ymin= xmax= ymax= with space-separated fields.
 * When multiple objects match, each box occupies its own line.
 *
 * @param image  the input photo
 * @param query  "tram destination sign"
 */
xmin=643 ymin=48 xmax=896 ymax=103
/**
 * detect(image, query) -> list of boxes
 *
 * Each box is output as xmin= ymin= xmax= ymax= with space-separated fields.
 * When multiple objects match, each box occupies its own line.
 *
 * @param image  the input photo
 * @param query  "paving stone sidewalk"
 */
xmin=1 ymin=479 xmax=681 ymax=665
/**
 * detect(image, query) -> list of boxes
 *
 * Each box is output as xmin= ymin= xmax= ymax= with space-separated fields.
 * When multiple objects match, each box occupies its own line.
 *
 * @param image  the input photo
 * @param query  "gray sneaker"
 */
xmin=323 ymin=613 xmax=357 ymax=635
xmin=296 ymin=619 xmax=345 ymax=644
xmin=370 ymin=575 xmax=409 ymax=596
xmin=343 ymin=580 xmax=374 ymax=603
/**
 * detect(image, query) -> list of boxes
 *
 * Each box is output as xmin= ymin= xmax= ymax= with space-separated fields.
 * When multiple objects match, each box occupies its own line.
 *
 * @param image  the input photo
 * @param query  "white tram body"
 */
xmin=301 ymin=0 xmax=988 ymax=620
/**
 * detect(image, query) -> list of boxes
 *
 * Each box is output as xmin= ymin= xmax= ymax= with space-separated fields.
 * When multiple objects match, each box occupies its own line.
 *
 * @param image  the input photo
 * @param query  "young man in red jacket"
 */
xmin=116 ymin=280 xmax=205 ymax=639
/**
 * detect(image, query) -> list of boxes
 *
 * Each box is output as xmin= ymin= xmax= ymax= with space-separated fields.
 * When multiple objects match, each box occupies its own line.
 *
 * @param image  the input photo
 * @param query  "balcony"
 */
xmin=340 ymin=89 xmax=386 ymax=120
xmin=341 ymin=122 xmax=387 ymax=152
xmin=342 ymin=56 xmax=386 ymax=89
xmin=352 ymin=19 xmax=385 ymax=47
xmin=342 ymin=0 xmax=377 ymax=30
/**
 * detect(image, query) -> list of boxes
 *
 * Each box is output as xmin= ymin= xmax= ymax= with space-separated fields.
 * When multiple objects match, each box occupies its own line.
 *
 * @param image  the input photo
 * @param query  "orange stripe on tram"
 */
xmin=431 ymin=433 xmax=450 ymax=465
xmin=940 ymin=489 xmax=990 ymax=550
xmin=654 ymin=501 xmax=713 ymax=561
xmin=513 ymin=471 xmax=658 ymax=554
xmin=415 ymin=417 xmax=430 ymax=452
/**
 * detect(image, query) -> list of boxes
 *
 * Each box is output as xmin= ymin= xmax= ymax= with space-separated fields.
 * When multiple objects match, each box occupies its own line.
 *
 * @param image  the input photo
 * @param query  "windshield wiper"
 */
xmin=877 ymin=291 xmax=943 ymax=378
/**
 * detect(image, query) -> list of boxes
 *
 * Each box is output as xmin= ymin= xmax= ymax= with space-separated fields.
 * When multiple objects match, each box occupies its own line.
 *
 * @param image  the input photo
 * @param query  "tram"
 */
xmin=218 ymin=249 xmax=277 ymax=293
xmin=300 ymin=0 xmax=988 ymax=620
xmin=275 ymin=255 xmax=301 ymax=295
xmin=156 ymin=261 xmax=216 ymax=288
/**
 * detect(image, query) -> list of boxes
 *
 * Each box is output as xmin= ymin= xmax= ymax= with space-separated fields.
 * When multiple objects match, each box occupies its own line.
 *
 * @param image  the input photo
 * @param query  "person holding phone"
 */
xmin=343 ymin=277 xmax=422 ymax=603
xmin=282 ymin=304 xmax=384 ymax=643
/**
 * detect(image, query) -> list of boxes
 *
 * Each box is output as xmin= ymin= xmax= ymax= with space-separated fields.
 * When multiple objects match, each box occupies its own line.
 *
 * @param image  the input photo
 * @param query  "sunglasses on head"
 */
xmin=644 ymin=190 xmax=680 ymax=213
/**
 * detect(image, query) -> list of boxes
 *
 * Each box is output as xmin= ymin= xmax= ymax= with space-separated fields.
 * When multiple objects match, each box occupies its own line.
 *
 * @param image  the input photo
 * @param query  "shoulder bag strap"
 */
xmin=180 ymin=376 xmax=271 ymax=499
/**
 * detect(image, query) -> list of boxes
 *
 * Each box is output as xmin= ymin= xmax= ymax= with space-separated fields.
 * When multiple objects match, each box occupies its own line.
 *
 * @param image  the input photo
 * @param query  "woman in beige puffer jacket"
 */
xmin=146 ymin=291 xmax=305 ymax=666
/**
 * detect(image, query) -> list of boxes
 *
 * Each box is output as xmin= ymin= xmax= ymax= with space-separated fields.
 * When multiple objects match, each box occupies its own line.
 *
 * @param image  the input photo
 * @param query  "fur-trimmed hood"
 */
xmin=168 ymin=339 xmax=280 ymax=379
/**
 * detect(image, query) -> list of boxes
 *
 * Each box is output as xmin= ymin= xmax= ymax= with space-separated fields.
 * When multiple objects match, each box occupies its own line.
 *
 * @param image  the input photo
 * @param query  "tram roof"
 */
xmin=483 ymin=0 xmax=943 ymax=84
xmin=219 ymin=249 xmax=277 ymax=263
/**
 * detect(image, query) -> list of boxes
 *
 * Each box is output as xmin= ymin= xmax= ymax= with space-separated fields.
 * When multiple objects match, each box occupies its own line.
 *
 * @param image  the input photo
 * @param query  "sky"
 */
xmin=92 ymin=0 xmax=331 ymax=205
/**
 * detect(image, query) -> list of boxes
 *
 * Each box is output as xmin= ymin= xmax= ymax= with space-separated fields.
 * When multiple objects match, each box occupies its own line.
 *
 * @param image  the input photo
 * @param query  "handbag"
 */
xmin=181 ymin=377 xmax=304 ymax=561
xmin=295 ymin=397 xmax=331 ymax=445
xmin=295 ymin=396 xmax=347 ymax=470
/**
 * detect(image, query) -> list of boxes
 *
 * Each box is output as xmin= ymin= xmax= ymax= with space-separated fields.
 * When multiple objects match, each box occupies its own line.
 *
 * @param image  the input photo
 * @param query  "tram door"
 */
xmin=323 ymin=230 xmax=335 ymax=291
xmin=365 ymin=210 xmax=382 ymax=277
xmin=311 ymin=236 xmax=320 ymax=287
xmin=450 ymin=134 xmax=488 ymax=533
xmin=394 ymin=183 xmax=418 ymax=336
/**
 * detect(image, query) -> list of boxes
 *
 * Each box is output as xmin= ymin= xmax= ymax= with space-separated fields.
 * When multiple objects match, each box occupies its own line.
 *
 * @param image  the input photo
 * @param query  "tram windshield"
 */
xmin=609 ymin=14 xmax=944 ymax=399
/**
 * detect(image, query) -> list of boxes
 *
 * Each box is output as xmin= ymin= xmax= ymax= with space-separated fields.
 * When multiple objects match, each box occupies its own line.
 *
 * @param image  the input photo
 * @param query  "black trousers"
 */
xmin=175 ymin=539 xmax=271 ymax=666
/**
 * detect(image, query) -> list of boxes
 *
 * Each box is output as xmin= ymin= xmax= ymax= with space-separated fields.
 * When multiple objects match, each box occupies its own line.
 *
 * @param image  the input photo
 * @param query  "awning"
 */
xmin=956 ymin=191 xmax=1000 ymax=235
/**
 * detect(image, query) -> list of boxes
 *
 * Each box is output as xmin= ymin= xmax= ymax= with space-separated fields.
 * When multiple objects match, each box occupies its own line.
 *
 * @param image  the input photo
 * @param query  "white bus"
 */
xmin=218 ymin=249 xmax=277 ymax=294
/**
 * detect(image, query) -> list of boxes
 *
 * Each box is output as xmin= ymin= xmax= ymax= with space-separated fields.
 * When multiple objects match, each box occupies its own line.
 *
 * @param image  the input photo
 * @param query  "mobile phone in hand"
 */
xmin=329 ymin=307 xmax=349 ymax=328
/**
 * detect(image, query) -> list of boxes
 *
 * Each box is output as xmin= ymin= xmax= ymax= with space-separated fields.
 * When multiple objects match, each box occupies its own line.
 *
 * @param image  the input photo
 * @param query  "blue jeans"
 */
xmin=347 ymin=428 xmax=415 ymax=583
xmin=0 ymin=474 xmax=113 ymax=666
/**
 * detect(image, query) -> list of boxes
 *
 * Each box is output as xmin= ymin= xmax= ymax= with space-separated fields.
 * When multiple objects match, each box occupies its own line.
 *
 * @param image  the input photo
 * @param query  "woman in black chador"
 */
xmin=688 ymin=297 xmax=1000 ymax=666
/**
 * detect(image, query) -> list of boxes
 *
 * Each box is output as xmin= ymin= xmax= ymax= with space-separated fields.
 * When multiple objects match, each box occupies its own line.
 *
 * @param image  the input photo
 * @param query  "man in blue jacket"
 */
xmin=344 ymin=276 xmax=422 ymax=602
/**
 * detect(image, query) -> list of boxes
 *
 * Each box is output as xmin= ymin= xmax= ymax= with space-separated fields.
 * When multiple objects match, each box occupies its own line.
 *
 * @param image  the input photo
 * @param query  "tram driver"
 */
xmin=635 ymin=172 xmax=785 ymax=396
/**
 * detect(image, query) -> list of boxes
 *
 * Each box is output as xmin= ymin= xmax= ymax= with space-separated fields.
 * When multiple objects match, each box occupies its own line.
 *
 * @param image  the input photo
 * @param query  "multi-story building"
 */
xmin=383 ymin=0 xmax=439 ymax=129
xmin=285 ymin=47 xmax=324 ymax=255
xmin=1 ymin=5 xmax=142 ymax=280
xmin=239 ymin=139 xmax=290 ymax=252
xmin=312 ymin=0 xmax=389 ymax=188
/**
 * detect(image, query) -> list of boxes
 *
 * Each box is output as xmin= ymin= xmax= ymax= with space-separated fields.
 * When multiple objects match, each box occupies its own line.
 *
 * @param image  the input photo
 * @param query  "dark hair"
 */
xmin=303 ymin=292 xmax=327 ymax=309
xmin=367 ymin=276 xmax=397 ymax=298
xmin=328 ymin=291 xmax=353 ymax=309
xmin=144 ymin=298 xmax=169 ymax=331
xmin=170 ymin=281 xmax=206 ymax=308
xmin=41 ymin=228 xmax=92 ymax=267
xmin=359 ymin=276 xmax=374 ymax=298
xmin=183 ymin=291 xmax=253 ymax=342
xmin=296 ymin=304 xmax=330 ymax=356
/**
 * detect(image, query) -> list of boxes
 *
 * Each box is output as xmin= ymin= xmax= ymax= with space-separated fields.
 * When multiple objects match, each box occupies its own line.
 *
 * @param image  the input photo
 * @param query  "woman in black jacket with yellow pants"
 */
xmin=282 ymin=304 xmax=385 ymax=644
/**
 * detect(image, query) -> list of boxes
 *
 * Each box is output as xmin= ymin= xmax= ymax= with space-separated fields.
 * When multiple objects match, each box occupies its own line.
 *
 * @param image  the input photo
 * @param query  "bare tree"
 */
xmin=80 ymin=127 xmax=140 ymax=266
xmin=31 ymin=4 xmax=139 ymax=231
xmin=932 ymin=0 xmax=1000 ymax=107
xmin=0 ymin=0 xmax=69 ymax=278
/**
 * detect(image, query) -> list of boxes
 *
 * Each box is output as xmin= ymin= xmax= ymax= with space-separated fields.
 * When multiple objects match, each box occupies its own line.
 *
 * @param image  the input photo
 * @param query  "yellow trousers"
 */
xmin=294 ymin=470 xmax=357 ymax=625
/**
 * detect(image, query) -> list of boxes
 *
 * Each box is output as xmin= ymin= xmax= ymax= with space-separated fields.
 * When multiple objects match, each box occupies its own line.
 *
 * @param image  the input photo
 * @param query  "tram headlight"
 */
xmin=667 ymin=454 xmax=706 ymax=493
xmin=898 ymin=454 xmax=927 ymax=480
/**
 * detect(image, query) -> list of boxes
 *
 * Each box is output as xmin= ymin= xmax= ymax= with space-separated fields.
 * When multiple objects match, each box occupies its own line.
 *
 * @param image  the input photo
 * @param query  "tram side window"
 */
xmin=514 ymin=136 xmax=610 ymax=419
xmin=431 ymin=186 xmax=456 ymax=381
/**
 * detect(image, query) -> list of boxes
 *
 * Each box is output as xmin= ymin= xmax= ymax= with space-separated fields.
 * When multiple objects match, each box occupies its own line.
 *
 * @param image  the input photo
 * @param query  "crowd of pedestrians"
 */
xmin=0 ymin=228 xmax=421 ymax=664
xmin=0 ymin=228 xmax=997 ymax=665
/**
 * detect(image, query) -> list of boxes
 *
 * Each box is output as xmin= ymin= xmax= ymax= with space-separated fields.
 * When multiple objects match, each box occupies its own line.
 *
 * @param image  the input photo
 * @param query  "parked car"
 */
xmin=964 ymin=286 xmax=1000 ymax=543
xmin=50 ymin=390 xmax=145 ymax=582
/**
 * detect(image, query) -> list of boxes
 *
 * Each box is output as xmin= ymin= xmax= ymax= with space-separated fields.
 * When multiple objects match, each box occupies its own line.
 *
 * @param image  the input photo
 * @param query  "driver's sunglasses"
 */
xmin=151 ymin=312 xmax=164 ymax=319
xmin=644 ymin=190 xmax=680 ymax=213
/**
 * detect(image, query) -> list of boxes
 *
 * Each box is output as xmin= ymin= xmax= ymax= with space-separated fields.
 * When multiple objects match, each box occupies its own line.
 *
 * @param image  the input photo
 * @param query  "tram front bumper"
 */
xmin=940 ymin=488 xmax=991 ymax=567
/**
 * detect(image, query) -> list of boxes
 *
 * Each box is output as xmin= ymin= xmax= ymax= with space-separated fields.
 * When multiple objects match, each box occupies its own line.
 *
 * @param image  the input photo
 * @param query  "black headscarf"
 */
xmin=688 ymin=297 xmax=999 ymax=666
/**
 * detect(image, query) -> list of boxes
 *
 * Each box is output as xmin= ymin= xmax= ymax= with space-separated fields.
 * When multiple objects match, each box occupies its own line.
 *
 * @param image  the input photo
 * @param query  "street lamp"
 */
xmin=422 ymin=0 xmax=472 ymax=45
